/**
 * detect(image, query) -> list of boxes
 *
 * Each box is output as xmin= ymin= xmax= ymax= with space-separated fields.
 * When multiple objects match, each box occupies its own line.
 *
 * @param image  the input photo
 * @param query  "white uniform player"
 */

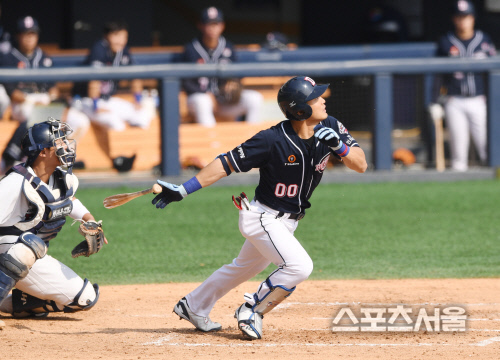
xmin=0 ymin=118 xmax=105 ymax=328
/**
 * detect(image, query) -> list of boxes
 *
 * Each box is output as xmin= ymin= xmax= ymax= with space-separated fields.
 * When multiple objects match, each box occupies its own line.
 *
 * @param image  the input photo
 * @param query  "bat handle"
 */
xmin=152 ymin=183 xmax=163 ymax=194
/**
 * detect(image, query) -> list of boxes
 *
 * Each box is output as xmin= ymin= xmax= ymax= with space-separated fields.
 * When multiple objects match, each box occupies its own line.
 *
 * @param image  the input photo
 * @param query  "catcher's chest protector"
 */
xmin=1 ymin=165 xmax=76 ymax=241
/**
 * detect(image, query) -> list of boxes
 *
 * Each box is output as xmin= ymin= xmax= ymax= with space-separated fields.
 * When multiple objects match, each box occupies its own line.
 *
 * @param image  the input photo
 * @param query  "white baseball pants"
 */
xmin=187 ymin=90 xmax=263 ymax=127
xmin=0 ymin=236 xmax=88 ymax=314
xmin=186 ymin=200 xmax=313 ymax=317
xmin=90 ymin=96 xmax=155 ymax=131
xmin=444 ymin=95 xmax=487 ymax=171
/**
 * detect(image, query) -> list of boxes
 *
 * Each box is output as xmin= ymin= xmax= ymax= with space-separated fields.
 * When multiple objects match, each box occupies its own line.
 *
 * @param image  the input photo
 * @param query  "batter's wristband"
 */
xmin=333 ymin=142 xmax=350 ymax=157
xmin=182 ymin=176 xmax=202 ymax=195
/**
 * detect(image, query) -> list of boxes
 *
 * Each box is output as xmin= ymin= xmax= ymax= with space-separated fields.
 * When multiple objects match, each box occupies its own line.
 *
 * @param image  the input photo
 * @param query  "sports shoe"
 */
xmin=173 ymin=297 xmax=222 ymax=332
xmin=234 ymin=303 xmax=263 ymax=340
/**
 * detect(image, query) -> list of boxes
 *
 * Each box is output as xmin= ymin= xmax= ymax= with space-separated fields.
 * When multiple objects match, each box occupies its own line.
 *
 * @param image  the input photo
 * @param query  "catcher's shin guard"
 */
xmin=63 ymin=278 xmax=99 ymax=313
xmin=0 ymin=233 xmax=47 ymax=305
xmin=11 ymin=279 xmax=99 ymax=317
xmin=248 ymin=278 xmax=295 ymax=315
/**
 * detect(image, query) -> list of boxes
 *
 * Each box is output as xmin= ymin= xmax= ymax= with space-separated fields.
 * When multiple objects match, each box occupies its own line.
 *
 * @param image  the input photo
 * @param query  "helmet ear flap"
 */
xmin=293 ymin=103 xmax=312 ymax=121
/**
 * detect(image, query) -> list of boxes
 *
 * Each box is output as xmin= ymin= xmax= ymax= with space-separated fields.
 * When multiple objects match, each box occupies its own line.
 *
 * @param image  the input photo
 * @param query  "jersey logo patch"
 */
xmin=338 ymin=121 xmax=348 ymax=134
xmin=237 ymin=145 xmax=246 ymax=159
xmin=285 ymin=154 xmax=299 ymax=166
xmin=315 ymin=154 xmax=330 ymax=173
xmin=304 ymin=77 xmax=316 ymax=86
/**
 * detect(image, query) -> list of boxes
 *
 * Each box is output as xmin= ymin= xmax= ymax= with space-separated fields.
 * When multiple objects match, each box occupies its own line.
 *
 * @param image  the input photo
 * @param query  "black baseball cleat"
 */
xmin=112 ymin=154 xmax=136 ymax=172
xmin=173 ymin=297 xmax=222 ymax=332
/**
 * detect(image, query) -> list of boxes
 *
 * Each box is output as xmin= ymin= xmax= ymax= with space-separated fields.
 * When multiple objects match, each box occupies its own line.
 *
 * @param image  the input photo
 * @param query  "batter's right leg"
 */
xmin=174 ymin=239 xmax=271 ymax=331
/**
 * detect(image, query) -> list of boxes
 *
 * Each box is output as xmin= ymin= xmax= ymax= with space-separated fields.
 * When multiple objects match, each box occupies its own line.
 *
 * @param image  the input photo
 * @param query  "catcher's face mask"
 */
xmin=51 ymin=121 xmax=76 ymax=168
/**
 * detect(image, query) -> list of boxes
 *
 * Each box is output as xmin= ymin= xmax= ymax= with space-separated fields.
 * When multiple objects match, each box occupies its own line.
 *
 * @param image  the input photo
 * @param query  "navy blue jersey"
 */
xmin=227 ymin=116 xmax=359 ymax=214
xmin=84 ymin=39 xmax=135 ymax=97
xmin=437 ymin=30 xmax=496 ymax=96
xmin=0 ymin=46 xmax=54 ymax=95
xmin=181 ymin=36 xmax=236 ymax=95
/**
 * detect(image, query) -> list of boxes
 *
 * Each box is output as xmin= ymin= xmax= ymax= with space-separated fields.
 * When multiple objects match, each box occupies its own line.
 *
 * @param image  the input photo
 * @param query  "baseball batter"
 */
xmin=437 ymin=0 xmax=496 ymax=171
xmin=0 ymin=118 xmax=106 ymax=329
xmin=152 ymin=76 xmax=367 ymax=339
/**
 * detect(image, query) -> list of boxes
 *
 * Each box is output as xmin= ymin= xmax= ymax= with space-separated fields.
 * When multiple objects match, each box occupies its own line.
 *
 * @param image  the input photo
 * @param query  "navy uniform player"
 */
xmin=74 ymin=21 xmax=155 ymax=172
xmin=0 ymin=16 xmax=89 ymax=174
xmin=152 ymin=76 xmax=367 ymax=339
xmin=436 ymin=0 xmax=496 ymax=171
xmin=181 ymin=7 xmax=263 ymax=127
xmin=0 ymin=118 xmax=105 ymax=329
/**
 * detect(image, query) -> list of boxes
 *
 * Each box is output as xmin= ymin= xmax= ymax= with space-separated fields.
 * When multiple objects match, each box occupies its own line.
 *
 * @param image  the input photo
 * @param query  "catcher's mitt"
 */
xmin=216 ymin=79 xmax=243 ymax=105
xmin=72 ymin=220 xmax=105 ymax=258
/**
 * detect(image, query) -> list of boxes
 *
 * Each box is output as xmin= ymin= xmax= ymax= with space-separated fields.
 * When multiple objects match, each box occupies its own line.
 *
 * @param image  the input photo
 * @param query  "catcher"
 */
xmin=0 ymin=118 xmax=106 ymax=328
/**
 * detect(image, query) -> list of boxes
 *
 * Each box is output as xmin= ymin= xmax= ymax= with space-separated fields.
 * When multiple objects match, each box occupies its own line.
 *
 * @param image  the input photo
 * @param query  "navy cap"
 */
xmin=17 ymin=16 xmax=40 ymax=34
xmin=200 ymin=7 xmax=224 ymax=24
xmin=453 ymin=0 xmax=475 ymax=16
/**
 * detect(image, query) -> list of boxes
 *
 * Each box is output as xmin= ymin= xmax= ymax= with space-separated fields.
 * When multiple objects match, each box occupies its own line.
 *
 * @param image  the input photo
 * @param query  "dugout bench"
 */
xmin=0 ymin=42 xmax=440 ymax=172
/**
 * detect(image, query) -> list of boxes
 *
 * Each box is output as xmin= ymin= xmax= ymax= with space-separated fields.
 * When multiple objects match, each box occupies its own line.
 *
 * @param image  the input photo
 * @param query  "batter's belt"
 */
xmin=277 ymin=211 xmax=305 ymax=220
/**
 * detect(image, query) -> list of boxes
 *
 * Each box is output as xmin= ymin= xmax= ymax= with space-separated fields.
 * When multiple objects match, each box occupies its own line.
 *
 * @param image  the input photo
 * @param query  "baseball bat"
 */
xmin=103 ymin=184 xmax=163 ymax=209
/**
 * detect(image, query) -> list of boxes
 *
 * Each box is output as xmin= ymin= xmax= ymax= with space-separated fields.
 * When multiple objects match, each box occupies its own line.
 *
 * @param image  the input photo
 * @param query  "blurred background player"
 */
xmin=0 ymin=16 xmax=89 ymax=174
xmin=436 ymin=0 xmax=496 ymax=171
xmin=74 ymin=20 xmax=156 ymax=172
xmin=181 ymin=6 xmax=263 ymax=127
xmin=0 ymin=2 xmax=12 ymax=119
xmin=152 ymin=76 xmax=367 ymax=339
xmin=0 ymin=118 xmax=105 ymax=328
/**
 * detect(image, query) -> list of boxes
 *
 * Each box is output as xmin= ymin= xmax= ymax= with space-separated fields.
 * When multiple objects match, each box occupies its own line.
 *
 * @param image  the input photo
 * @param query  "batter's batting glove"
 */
xmin=314 ymin=124 xmax=342 ymax=150
xmin=152 ymin=180 xmax=187 ymax=209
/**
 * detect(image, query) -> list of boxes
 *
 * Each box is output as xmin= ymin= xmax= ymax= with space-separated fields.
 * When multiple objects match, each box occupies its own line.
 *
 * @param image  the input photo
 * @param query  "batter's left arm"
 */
xmin=196 ymin=155 xmax=234 ymax=187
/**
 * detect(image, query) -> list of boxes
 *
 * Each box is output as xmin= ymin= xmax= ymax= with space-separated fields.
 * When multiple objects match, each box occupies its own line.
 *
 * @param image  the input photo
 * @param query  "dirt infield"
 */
xmin=1 ymin=279 xmax=499 ymax=359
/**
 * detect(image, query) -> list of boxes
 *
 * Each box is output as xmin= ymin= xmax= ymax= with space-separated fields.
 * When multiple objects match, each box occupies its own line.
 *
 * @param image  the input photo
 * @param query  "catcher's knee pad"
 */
xmin=11 ymin=279 xmax=99 ymax=317
xmin=63 ymin=278 xmax=99 ymax=313
xmin=248 ymin=278 xmax=295 ymax=315
xmin=0 ymin=233 xmax=47 ymax=303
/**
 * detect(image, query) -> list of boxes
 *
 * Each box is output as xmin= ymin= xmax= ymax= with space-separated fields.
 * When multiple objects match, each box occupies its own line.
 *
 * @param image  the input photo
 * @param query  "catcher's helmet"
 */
xmin=21 ymin=117 xmax=76 ymax=167
xmin=277 ymin=76 xmax=329 ymax=121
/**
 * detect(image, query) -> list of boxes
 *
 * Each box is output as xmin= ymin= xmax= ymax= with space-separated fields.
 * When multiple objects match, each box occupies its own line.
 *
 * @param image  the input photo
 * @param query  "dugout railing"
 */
xmin=1 ymin=56 xmax=500 ymax=175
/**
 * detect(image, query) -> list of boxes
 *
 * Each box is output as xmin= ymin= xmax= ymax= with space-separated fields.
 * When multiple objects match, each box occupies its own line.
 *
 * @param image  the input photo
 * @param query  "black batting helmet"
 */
xmin=21 ymin=118 xmax=76 ymax=167
xmin=277 ymin=76 xmax=329 ymax=121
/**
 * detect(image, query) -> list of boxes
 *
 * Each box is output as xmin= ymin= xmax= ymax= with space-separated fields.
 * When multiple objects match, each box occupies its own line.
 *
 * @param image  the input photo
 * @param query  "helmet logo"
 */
xmin=304 ymin=77 xmax=316 ymax=86
xmin=289 ymin=101 xmax=296 ymax=107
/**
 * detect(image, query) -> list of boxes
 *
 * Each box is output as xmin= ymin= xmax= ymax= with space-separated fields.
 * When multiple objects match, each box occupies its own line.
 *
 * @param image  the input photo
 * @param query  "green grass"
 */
xmin=50 ymin=180 xmax=500 ymax=285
